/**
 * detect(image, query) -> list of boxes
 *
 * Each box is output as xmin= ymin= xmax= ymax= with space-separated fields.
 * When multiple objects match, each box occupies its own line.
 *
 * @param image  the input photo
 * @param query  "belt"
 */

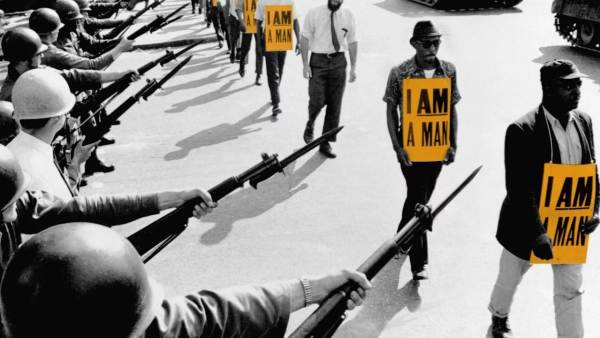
xmin=313 ymin=52 xmax=344 ymax=58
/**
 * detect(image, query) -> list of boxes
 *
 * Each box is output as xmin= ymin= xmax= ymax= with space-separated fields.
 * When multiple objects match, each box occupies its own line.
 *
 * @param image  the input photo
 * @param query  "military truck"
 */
xmin=406 ymin=0 xmax=522 ymax=9
xmin=553 ymin=0 xmax=600 ymax=51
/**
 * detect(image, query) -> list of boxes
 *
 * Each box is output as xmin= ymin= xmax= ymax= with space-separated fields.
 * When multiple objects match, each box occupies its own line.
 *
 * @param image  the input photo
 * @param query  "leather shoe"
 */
xmin=239 ymin=67 xmax=245 ymax=78
xmin=319 ymin=145 xmax=336 ymax=159
xmin=111 ymin=119 xmax=121 ymax=126
xmin=272 ymin=105 xmax=282 ymax=116
xmin=255 ymin=75 xmax=262 ymax=86
xmin=84 ymin=157 xmax=115 ymax=175
xmin=99 ymin=137 xmax=115 ymax=146
xmin=412 ymin=266 xmax=429 ymax=281
xmin=303 ymin=124 xmax=314 ymax=144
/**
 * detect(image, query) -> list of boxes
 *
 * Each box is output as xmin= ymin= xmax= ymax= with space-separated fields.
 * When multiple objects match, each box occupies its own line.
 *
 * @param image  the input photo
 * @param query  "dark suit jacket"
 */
xmin=497 ymin=105 xmax=599 ymax=260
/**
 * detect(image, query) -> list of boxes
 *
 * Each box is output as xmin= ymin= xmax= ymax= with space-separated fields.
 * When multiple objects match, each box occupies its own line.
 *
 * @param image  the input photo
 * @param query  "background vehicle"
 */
xmin=553 ymin=0 xmax=600 ymax=51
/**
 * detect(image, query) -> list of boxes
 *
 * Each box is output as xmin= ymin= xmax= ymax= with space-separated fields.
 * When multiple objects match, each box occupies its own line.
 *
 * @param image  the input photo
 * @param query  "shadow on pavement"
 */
xmin=533 ymin=45 xmax=600 ymax=92
xmin=164 ymin=78 xmax=255 ymax=113
xmin=374 ymin=0 xmax=521 ymax=18
xmin=332 ymin=257 xmax=421 ymax=338
xmin=199 ymin=152 xmax=327 ymax=245
xmin=157 ymin=67 xmax=235 ymax=96
xmin=164 ymin=103 xmax=272 ymax=161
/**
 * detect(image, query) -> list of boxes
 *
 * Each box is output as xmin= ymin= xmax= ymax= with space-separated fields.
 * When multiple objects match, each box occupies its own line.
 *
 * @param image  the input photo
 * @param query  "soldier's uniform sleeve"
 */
xmin=143 ymin=284 xmax=292 ymax=338
xmin=15 ymin=190 xmax=160 ymax=235
xmin=78 ymin=31 xmax=120 ymax=56
xmin=43 ymin=46 xmax=115 ymax=70
xmin=85 ymin=16 xmax=127 ymax=30
xmin=60 ymin=68 xmax=103 ymax=92
xmin=90 ymin=2 xmax=122 ymax=19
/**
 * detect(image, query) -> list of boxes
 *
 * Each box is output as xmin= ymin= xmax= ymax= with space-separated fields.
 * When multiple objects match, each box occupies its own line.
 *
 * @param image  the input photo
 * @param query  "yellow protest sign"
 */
xmin=401 ymin=78 xmax=451 ymax=162
xmin=244 ymin=0 xmax=257 ymax=34
xmin=531 ymin=163 xmax=596 ymax=264
xmin=264 ymin=5 xmax=293 ymax=52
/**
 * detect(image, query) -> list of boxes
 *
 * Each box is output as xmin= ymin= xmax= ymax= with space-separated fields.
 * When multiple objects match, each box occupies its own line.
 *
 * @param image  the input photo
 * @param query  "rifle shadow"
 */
xmin=164 ymin=103 xmax=272 ymax=161
xmin=164 ymin=79 xmax=254 ymax=113
xmin=199 ymin=153 xmax=327 ymax=245
xmin=332 ymin=257 xmax=421 ymax=338
xmin=156 ymin=55 xmax=234 ymax=94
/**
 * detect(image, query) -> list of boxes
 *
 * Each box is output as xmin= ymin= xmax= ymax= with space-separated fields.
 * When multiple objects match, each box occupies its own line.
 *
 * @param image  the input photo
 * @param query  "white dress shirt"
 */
xmin=543 ymin=106 xmax=582 ymax=164
xmin=255 ymin=0 xmax=296 ymax=22
xmin=7 ymin=132 xmax=73 ymax=200
xmin=301 ymin=5 xmax=357 ymax=54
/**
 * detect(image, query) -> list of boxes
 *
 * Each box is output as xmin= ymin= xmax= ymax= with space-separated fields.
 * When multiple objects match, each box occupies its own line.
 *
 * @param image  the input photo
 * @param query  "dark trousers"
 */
xmin=190 ymin=0 xmax=200 ymax=13
xmin=264 ymin=51 xmax=286 ymax=105
xmin=240 ymin=33 xmax=263 ymax=75
xmin=307 ymin=53 xmax=347 ymax=143
xmin=209 ymin=5 xmax=227 ymax=43
xmin=397 ymin=162 xmax=443 ymax=272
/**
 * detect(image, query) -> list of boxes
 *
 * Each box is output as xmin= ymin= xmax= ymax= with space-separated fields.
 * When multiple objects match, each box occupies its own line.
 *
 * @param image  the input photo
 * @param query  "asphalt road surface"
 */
xmin=74 ymin=0 xmax=600 ymax=336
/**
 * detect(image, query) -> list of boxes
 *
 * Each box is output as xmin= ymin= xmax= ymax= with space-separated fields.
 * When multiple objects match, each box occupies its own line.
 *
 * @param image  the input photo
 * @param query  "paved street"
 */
xmin=73 ymin=0 xmax=600 ymax=336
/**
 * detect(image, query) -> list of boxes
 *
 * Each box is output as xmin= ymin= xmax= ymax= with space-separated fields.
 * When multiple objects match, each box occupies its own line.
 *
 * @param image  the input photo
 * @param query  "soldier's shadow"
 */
xmin=332 ymin=257 xmax=422 ymax=338
xmin=165 ymin=78 xmax=254 ymax=113
xmin=164 ymin=103 xmax=272 ymax=161
xmin=199 ymin=153 xmax=327 ymax=245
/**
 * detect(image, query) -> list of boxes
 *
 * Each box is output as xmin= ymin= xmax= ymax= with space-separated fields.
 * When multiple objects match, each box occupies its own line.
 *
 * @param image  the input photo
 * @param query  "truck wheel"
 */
xmin=578 ymin=21 xmax=597 ymax=47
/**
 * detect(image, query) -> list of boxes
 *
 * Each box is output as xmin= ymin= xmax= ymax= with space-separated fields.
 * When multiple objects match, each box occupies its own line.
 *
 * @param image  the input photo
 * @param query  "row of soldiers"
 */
xmin=0 ymin=1 xmax=374 ymax=337
xmin=0 ymin=0 xmax=178 ymax=194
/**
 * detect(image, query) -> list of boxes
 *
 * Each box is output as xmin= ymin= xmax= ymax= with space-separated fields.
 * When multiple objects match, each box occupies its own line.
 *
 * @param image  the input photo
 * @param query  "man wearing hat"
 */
xmin=382 ymin=20 xmax=460 ymax=281
xmin=300 ymin=0 xmax=357 ymax=159
xmin=486 ymin=59 xmax=599 ymax=338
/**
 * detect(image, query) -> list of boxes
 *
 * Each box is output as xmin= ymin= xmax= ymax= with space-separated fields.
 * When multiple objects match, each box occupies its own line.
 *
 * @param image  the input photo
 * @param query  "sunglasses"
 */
xmin=416 ymin=39 xmax=441 ymax=49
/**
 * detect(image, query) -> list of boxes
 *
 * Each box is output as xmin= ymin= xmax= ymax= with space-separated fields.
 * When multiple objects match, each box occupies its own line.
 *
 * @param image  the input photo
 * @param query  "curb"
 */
xmin=133 ymin=36 xmax=217 ymax=50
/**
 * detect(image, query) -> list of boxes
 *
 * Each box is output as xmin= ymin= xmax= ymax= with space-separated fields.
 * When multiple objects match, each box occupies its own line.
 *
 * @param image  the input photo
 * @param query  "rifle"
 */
xmin=71 ymin=40 xmax=201 ymax=121
xmin=288 ymin=165 xmax=483 ymax=338
xmin=102 ymin=0 xmax=167 ymax=39
xmin=127 ymin=126 xmax=345 ymax=263
xmin=81 ymin=55 xmax=192 ymax=146
xmin=126 ymin=2 xmax=188 ymax=40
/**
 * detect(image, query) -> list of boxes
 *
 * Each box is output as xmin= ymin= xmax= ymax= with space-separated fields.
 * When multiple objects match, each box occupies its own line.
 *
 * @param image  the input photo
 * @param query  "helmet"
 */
xmin=29 ymin=8 xmax=64 ymax=35
xmin=74 ymin=0 xmax=91 ymax=12
xmin=0 ymin=101 xmax=19 ymax=146
xmin=0 ymin=145 xmax=29 ymax=212
xmin=0 ymin=223 xmax=160 ymax=338
xmin=12 ymin=68 xmax=76 ymax=120
xmin=0 ymin=28 xmax=48 ymax=63
xmin=54 ymin=0 xmax=83 ymax=22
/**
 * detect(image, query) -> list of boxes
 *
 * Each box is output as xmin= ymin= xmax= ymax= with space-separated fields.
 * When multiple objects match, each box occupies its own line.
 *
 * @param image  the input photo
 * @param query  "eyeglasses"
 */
xmin=416 ymin=39 xmax=441 ymax=49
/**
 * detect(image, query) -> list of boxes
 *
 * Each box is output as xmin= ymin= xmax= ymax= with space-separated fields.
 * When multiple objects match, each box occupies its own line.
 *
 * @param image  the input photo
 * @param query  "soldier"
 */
xmin=0 ymin=27 xmax=137 ymax=101
xmin=30 ymin=7 xmax=133 ymax=70
xmin=300 ymin=0 xmax=357 ymax=159
xmin=0 ymin=144 xmax=215 ymax=278
xmin=54 ymin=0 xmax=124 ymax=57
xmin=7 ymin=68 xmax=93 ymax=199
xmin=0 ymin=222 xmax=370 ymax=338
xmin=255 ymin=0 xmax=300 ymax=116
xmin=75 ymin=0 xmax=131 ymax=38
xmin=486 ymin=60 xmax=599 ymax=338
xmin=382 ymin=21 xmax=460 ymax=280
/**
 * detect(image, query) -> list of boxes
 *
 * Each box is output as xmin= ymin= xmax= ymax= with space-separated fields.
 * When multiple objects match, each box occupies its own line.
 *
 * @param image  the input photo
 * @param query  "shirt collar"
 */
xmin=406 ymin=56 xmax=443 ymax=77
xmin=542 ymin=105 xmax=574 ymax=129
xmin=14 ymin=132 xmax=54 ymax=159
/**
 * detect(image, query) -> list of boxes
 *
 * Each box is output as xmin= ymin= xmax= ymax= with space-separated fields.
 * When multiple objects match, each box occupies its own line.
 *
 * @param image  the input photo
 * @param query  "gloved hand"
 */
xmin=582 ymin=214 xmax=599 ymax=234
xmin=533 ymin=233 xmax=553 ymax=260
xmin=414 ymin=203 xmax=433 ymax=231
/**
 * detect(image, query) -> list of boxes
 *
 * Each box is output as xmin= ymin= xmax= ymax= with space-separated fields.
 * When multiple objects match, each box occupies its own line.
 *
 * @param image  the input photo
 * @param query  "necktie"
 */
xmin=331 ymin=11 xmax=340 ymax=52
